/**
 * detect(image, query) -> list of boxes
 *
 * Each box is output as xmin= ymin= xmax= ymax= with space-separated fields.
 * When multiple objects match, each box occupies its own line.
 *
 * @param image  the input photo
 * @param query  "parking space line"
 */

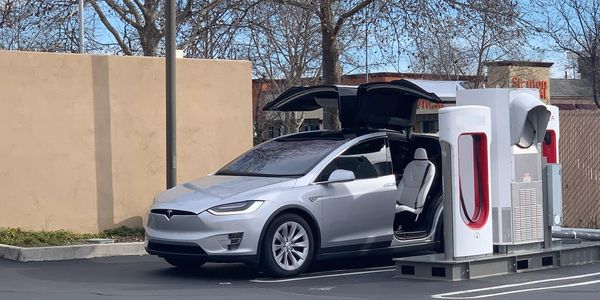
xmin=432 ymin=271 xmax=600 ymax=299
xmin=250 ymin=266 xmax=395 ymax=283
xmin=438 ymin=279 xmax=600 ymax=299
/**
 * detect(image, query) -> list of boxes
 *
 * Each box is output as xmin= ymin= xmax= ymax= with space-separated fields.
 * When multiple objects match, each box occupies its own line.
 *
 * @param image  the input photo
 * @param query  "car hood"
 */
xmin=151 ymin=175 xmax=295 ymax=214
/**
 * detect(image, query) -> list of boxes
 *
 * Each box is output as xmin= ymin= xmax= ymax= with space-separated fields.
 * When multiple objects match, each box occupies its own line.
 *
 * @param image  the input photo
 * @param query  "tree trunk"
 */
xmin=593 ymin=57 xmax=600 ymax=108
xmin=141 ymin=39 xmax=157 ymax=56
xmin=140 ymin=26 xmax=162 ymax=56
xmin=320 ymin=0 xmax=342 ymax=130
xmin=474 ymin=22 xmax=487 ymax=88
xmin=285 ymin=112 xmax=299 ymax=133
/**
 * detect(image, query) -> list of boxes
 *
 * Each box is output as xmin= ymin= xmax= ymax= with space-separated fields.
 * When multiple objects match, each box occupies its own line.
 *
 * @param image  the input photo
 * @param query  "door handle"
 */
xmin=383 ymin=182 xmax=396 ymax=187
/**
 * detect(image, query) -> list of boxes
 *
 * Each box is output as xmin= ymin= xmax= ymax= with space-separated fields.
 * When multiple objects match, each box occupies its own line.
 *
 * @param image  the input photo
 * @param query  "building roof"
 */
xmin=485 ymin=60 xmax=554 ymax=68
xmin=252 ymin=72 xmax=476 ymax=84
xmin=343 ymin=72 xmax=476 ymax=82
xmin=406 ymin=79 xmax=465 ymax=101
xmin=550 ymin=78 xmax=593 ymax=99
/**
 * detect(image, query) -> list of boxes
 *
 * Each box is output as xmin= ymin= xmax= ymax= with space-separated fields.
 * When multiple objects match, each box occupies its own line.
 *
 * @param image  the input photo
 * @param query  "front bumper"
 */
xmin=145 ymin=203 xmax=274 ymax=263
xmin=145 ymin=240 xmax=259 ymax=264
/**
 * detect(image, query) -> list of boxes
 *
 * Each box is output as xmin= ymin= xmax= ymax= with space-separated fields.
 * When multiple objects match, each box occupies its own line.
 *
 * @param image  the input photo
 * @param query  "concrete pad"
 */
xmin=394 ymin=240 xmax=600 ymax=281
xmin=0 ymin=242 xmax=146 ymax=262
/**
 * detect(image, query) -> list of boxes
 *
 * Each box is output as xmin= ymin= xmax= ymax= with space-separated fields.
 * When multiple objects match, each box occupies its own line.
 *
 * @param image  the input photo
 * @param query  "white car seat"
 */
xmin=395 ymin=148 xmax=436 ymax=221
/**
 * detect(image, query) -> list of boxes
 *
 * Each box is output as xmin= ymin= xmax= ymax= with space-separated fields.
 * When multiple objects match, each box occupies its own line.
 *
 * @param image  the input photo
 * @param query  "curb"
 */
xmin=0 ymin=242 xmax=147 ymax=262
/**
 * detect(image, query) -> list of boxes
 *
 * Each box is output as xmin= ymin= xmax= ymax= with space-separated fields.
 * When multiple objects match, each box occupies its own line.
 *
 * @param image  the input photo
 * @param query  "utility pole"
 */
xmin=78 ymin=0 xmax=84 ymax=53
xmin=166 ymin=0 xmax=177 ymax=188
xmin=364 ymin=3 xmax=369 ymax=83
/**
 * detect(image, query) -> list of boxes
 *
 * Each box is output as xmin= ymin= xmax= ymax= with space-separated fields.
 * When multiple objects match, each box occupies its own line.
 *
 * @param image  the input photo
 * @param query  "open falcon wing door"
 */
xmin=264 ymin=80 xmax=446 ymax=132
xmin=355 ymin=80 xmax=444 ymax=133
xmin=262 ymin=85 xmax=359 ymax=130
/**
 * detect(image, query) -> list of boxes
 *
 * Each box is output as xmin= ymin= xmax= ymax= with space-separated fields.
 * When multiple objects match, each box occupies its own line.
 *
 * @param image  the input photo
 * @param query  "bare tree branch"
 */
xmin=103 ymin=0 xmax=143 ymax=31
xmin=332 ymin=0 xmax=373 ymax=36
xmin=273 ymin=0 xmax=320 ymax=15
xmin=530 ymin=0 xmax=600 ymax=107
xmin=89 ymin=0 xmax=133 ymax=55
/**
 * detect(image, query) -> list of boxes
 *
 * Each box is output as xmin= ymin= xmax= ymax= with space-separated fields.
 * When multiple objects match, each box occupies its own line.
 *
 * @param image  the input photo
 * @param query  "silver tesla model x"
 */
xmin=146 ymin=80 xmax=447 ymax=277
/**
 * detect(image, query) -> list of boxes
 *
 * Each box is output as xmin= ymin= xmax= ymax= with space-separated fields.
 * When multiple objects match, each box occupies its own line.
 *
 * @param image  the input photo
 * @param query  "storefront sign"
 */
xmin=511 ymin=77 xmax=548 ymax=100
xmin=417 ymin=99 xmax=445 ymax=110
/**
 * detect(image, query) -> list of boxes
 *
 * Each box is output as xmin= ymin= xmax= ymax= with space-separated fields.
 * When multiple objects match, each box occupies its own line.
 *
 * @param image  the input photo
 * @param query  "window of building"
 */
xmin=421 ymin=120 xmax=439 ymax=133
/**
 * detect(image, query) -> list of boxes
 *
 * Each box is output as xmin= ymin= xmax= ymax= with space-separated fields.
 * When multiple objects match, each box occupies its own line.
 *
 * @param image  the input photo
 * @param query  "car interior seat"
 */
xmin=334 ymin=156 xmax=378 ymax=179
xmin=395 ymin=148 xmax=436 ymax=221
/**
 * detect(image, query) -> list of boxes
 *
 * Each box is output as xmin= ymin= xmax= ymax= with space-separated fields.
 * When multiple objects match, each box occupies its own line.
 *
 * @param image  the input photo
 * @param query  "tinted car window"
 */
xmin=317 ymin=138 xmax=392 ymax=182
xmin=217 ymin=137 xmax=346 ymax=177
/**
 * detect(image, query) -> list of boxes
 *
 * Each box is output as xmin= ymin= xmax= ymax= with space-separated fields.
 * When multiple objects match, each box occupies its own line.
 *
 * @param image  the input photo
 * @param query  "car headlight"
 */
xmin=207 ymin=200 xmax=264 ymax=216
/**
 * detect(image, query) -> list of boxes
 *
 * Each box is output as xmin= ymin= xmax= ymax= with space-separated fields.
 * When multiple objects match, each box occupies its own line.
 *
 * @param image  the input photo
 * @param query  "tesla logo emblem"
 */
xmin=166 ymin=209 xmax=173 ymax=219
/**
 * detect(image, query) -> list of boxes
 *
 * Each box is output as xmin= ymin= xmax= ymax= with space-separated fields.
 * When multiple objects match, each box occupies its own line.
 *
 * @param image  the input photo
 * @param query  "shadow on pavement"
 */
xmin=11 ymin=250 xmax=434 ymax=284
xmin=152 ymin=262 xmax=260 ymax=281
xmin=161 ymin=250 xmax=434 ymax=280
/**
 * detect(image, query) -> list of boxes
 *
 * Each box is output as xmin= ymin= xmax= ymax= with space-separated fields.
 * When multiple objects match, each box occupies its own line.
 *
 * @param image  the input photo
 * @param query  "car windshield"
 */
xmin=216 ymin=135 xmax=348 ymax=177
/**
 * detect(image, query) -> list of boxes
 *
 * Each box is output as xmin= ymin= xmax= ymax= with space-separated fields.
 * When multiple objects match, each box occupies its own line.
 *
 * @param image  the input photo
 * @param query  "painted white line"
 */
xmin=439 ymin=279 xmax=600 ymax=299
xmin=250 ymin=266 xmax=395 ymax=283
xmin=432 ymin=271 xmax=600 ymax=299
xmin=252 ymin=265 xmax=393 ymax=280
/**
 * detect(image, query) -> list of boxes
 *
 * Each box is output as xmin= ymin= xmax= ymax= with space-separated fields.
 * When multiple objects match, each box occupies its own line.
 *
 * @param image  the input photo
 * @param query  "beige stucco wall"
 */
xmin=0 ymin=50 xmax=252 ymax=233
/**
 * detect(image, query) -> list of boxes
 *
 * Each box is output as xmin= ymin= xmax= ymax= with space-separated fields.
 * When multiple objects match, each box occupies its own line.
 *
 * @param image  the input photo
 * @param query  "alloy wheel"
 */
xmin=271 ymin=221 xmax=310 ymax=271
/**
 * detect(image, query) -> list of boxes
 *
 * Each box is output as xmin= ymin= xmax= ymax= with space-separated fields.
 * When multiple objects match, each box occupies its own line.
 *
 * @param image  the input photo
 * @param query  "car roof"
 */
xmin=276 ymin=130 xmax=360 ymax=141
xmin=277 ymin=129 xmax=409 ymax=141
xmin=277 ymin=129 xmax=441 ymax=143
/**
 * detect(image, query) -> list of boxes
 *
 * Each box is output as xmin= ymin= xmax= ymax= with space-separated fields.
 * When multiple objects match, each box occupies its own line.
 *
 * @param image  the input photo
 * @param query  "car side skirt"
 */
xmin=315 ymin=241 xmax=439 ymax=261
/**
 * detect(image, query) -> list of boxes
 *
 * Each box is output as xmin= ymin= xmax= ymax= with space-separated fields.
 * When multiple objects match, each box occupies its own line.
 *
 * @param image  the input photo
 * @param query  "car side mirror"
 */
xmin=325 ymin=169 xmax=355 ymax=184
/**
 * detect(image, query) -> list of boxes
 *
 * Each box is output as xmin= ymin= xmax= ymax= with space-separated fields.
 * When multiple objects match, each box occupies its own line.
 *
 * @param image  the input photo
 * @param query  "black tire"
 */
xmin=261 ymin=214 xmax=314 ymax=277
xmin=164 ymin=257 xmax=206 ymax=270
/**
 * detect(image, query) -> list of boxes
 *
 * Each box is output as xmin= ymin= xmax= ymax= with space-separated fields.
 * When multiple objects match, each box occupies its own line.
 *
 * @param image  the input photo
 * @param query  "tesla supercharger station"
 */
xmin=543 ymin=105 xmax=563 ymax=235
xmin=543 ymin=105 xmax=560 ymax=164
xmin=439 ymin=106 xmax=493 ymax=259
xmin=457 ymin=89 xmax=550 ymax=252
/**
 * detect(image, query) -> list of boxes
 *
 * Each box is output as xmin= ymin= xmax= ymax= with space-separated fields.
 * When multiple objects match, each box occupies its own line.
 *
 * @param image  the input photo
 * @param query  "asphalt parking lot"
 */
xmin=1 ymin=254 xmax=600 ymax=300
